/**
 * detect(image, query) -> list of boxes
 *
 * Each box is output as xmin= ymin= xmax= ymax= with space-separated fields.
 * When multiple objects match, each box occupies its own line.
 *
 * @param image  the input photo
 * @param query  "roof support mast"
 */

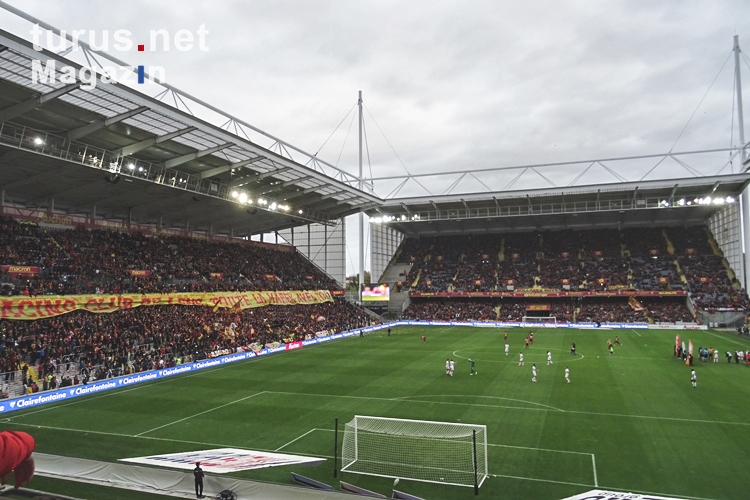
xmin=359 ymin=90 xmax=365 ymax=303
xmin=733 ymin=35 xmax=750 ymax=289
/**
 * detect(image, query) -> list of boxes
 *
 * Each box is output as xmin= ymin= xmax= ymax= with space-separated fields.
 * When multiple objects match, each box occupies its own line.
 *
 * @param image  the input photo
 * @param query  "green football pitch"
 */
xmin=4 ymin=325 xmax=750 ymax=500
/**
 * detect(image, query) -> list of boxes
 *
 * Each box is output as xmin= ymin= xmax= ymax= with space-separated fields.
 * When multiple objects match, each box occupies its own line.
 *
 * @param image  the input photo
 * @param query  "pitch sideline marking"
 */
xmin=591 ymin=454 xmax=598 ymax=487
xmin=630 ymin=329 xmax=642 ymax=337
xmin=134 ymin=391 xmax=267 ymax=437
xmin=5 ymin=354 xmax=276 ymax=422
xmin=3 ymin=421 xmax=719 ymax=500
xmin=396 ymin=394 xmax=564 ymax=412
xmin=705 ymin=330 xmax=750 ymax=347
xmin=292 ymin=428 xmax=591 ymax=456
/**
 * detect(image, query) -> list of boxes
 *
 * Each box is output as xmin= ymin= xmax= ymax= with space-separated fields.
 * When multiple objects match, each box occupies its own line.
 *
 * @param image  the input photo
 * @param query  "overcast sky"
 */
xmin=2 ymin=0 xmax=749 ymax=274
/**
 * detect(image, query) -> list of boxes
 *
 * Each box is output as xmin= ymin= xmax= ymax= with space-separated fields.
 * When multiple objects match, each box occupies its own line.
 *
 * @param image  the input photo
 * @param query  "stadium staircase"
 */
xmin=378 ymin=262 xmax=413 ymax=317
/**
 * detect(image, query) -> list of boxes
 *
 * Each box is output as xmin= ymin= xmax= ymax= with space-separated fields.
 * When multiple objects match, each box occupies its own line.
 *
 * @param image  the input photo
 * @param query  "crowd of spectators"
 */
xmin=576 ymin=298 xmax=647 ymax=323
xmin=644 ymin=298 xmax=694 ymax=323
xmin=402 ymin=299 xmax=496 ymax=321
xmin=0 ymin=217 xmax=338 ymax=296
xmin=0 ymin=298 xmax=368 ymax=396
xmin=397 ymin=226 xmax=748 ymax=310
xmin=405 ymin=297 xmax=696 ymax=323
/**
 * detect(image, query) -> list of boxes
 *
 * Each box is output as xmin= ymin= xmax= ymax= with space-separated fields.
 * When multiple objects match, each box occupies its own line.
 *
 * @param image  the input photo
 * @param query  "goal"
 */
xmin=341 ymin=416 xmax=488 ymax=489
xmin=522 ymin=315 xmax=557 ymax=325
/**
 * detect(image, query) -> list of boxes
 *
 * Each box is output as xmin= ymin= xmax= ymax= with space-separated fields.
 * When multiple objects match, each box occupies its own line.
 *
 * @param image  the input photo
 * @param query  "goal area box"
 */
xmin=341 ymin=415 xmax=488 ymax=489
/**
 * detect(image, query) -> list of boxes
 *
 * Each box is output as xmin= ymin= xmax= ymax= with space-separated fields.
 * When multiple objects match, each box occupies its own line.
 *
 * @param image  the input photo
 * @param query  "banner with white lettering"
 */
xmin=120 ymin=448 xmax=324 ymax=473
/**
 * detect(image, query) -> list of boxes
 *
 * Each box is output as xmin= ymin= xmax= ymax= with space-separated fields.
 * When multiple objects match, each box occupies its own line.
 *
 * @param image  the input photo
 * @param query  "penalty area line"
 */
xmin=135 ymin=391 xmax=267 ymax=437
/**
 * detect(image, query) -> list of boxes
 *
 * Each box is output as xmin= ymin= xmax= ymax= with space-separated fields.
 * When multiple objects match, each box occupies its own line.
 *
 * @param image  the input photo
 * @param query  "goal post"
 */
xmin=341 ymin=415 xmax=488 ymax=489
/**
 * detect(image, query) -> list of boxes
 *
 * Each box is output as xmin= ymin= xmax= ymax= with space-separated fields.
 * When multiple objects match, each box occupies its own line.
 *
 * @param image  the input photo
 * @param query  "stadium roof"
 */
xmin=0 ymin=28 xmax=381 ymax=237
xmin=367 ymin=174 xmax=750 ymax=236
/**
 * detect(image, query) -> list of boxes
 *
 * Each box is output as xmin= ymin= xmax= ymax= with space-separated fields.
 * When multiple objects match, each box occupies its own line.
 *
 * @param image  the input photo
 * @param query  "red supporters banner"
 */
xmin=699 ymin=277 xmax=709 ymax=283
xmin=2 ymin=265 xmax=39 ymax=275
xmin=658 ymin=277 xmax=669 ymax=284
xmin=329 ymin=290 xmax=345 ymax=296
xmin=0 ymin=290 xmax=334 ymax=321
xmin=628 ymin=296 xmax=645 ymax=311
xmin=597 ymin=278 xmax=606 ymax=284
xmin=561 ymin=252 xmax=570 ymax=258
xmin=505 ymin=280 xmax=515 ymax=285
xmin=264 ymin=274 xmax=276 ymax=281
xmin=561 ymin=279 xmax=570 ymax=285
xmin=209 ymin=273 xmax=224 ymax=279
xmin=129 ymin=270 xmax=151 ymax=276
xmin=474 ymin=280 xmax=482 ymax=285
xmin=686 ymin=248 xmax=697 ymax=255
xmin=594 ymin=251 xmax=603 ymax=257
xmin=481 ymin=254 xmax=489 ymax=260
xmin=649 ymin=249 xmax=660 ymax=255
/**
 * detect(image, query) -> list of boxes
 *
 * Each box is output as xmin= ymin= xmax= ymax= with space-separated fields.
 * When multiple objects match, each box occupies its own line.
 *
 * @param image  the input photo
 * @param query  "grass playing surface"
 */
xmin=4 ymin=325 xmax=750 ymax=500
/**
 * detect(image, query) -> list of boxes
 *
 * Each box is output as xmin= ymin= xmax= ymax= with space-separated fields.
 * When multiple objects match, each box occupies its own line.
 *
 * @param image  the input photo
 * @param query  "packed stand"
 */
xmin=398 ymin=225 xmax=746 ymax=310
xmin=643 ymin=298 xmax=694 ymax=323
xmin=0 ymin=217 xmax=338 ymax=295
xmin=0 ymin=298 xmax=368 ymax=397
xmin=577 ymin=298 xmax=647 ymax=324
xmin=666 ymin=227 xmax=749 ymax=310
xmin=402 ymin=299 xmax=496 ymax=321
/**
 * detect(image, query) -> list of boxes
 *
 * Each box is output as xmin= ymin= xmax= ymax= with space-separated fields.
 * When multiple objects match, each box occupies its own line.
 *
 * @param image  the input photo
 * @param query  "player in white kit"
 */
xmin=532 ymin=364 xmax=537 ymax=382
xmin=518 ymin=352 xmax=524 ymax=366
xmin=505 ymin=344 xmax=509 ymax=356
xmin=449 ymin=359 xmax=455 ymax=377
xmin=565 ymin=366 xmax=570 ymax=383
xmin=445 ymin=358 xmax=450 ymax=375
xmin=690 ymin=369 xmax=697 ymax=388
xmin=547 ymin=351 xmax=553 ymax=365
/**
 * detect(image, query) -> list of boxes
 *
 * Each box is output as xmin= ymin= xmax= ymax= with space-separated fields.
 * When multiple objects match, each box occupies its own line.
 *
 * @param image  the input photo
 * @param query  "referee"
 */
xmin=194 ymin=462 xmax=204 ymax=498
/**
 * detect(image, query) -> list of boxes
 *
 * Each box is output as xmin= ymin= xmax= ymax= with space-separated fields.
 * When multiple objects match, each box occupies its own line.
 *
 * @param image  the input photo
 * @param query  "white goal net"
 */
xmin=341 ymin=415 xmax=488 ymax=488
xmin=522 ymin=316 xmax=557 ymax=324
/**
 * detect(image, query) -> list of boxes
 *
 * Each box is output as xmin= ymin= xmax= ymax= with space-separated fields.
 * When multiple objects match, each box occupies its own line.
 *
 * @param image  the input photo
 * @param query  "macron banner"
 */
xmin=120 ymin=448 xmax=324 ymax=473
xmin=0 ymin=290 xmax=333 ymax=320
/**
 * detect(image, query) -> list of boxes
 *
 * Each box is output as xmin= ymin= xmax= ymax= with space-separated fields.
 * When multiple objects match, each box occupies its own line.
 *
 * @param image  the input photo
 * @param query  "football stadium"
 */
xmin=0 ymin=2 xmax=749 ymax=500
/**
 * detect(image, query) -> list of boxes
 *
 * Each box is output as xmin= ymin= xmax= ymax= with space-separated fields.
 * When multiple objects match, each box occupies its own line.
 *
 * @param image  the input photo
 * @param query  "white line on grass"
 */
xmin=135 ymin=391 xmax=267 ymax=437
xmin=396 ymin=394 xmax=564 ymax=412
xmin=3 ymin=422 xmax=717 ymax=500
xmin=489 ymin=473 xmax=593 ymax=488
xmin=274 ymin=429 xmax=318 ymax=451
xmin=591 ymin=454 xmax=598 ymax=487
xmin=6 ymin=355 xmax=273 ymax=422
xmin=295 ymin=428 xmax=590 ymax=456
xmin=5 ymin=421 xmax=335 ymax=460
xmin=263 ymin=391 xmax=750 ymax=427
xmin=630 ymin=329 xmax=642 ymax=337
xmin=705 ymin=330 xmax=750 ymax=347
